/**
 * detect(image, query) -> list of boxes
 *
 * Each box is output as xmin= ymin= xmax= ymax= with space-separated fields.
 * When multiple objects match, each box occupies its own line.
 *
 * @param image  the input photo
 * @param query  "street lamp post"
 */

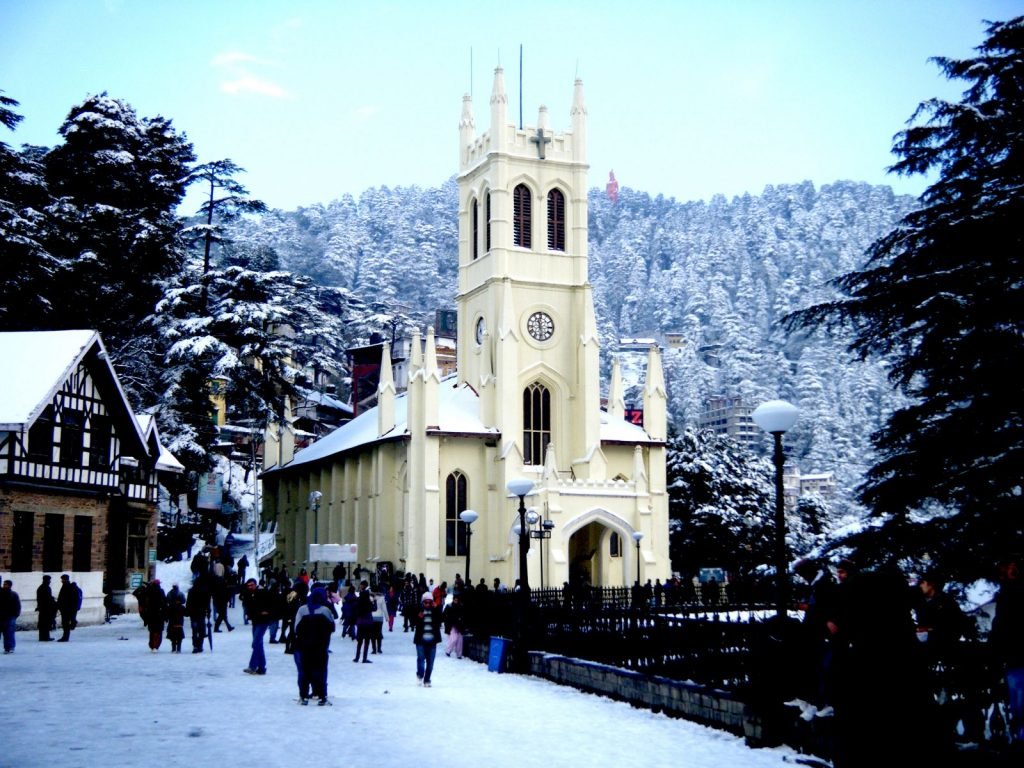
xmin=526 ymin=509 xmax=554 ymax=589
xmin=507 ymin=479 xmax=535 ymax=594
xmin=631 ymin=531 xmax=644 ymax=586
xmin=752 ymin=399 xmax=800 ymax=620
xmin=459 ymin=509 xmax=479 ymax=585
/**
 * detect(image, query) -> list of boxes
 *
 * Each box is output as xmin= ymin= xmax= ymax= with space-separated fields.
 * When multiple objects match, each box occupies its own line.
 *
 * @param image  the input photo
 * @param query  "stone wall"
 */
xmin=464 ymin=635 xmax=766 ymax=745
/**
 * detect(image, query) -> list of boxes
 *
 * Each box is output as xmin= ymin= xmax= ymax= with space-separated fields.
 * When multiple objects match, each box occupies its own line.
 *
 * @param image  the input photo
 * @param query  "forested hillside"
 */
xmin=228 ymin=179 xmax=917 ymax=523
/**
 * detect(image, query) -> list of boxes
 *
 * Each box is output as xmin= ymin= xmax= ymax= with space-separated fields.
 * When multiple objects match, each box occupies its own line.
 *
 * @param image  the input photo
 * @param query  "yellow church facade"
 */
xmin=260 ymin=69 xmax=669 ymax=590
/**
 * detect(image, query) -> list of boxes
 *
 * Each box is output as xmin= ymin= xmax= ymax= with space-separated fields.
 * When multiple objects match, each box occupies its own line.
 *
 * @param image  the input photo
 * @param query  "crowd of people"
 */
xmin=779 ymin=556 xmax=1024 ymax=765
xmin=120 ymin=551 xmax=489 ymax=703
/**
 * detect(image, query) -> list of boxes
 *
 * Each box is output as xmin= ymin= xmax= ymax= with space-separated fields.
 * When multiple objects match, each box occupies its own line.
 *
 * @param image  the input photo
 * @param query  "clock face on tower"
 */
xmin=527 ymin=311 xmax=554 ymax=342
xmin=475 ymin=317 xmax=486 ymax=345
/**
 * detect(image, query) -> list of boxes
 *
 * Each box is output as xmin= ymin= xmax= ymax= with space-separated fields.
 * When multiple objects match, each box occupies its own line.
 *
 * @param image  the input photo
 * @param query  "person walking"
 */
xmin=165 ymin=591 xmax=186 ymax=653
xmin=56 ymin=574 xmax=81 ymax=642
xmin=241 ymin=578 xmax=273 ymax=675
xmin=293 ymin=585 xmax=336 ymax=705
xmin=1 ymin=579 xmax=21 ymax=653
xmin=990 ymin=557 xmax=1024 ymax=748
xmin=370 ymin=589 xmax=386 ymax=654
xmin=413 ymin=592 xmax=442 ymax=687
xmin=385 ymin=585 xmax=399 ymax=632
xmin=185 ymin=577 xmax=210 ymax=653
xmin=401 ymin=576 xmax=418 ymax=632
xmin=443 ymin=592 xmax=466 ymax=659
xmin=36 ymin=575 xmax=56 ymax=642
xmin=211 ymin=566 xmax=234 ymax=633
xmin=142 ymin=579 xmax=167 ymax=652
xmin=353 ymin=580 xmax=374 ymax=663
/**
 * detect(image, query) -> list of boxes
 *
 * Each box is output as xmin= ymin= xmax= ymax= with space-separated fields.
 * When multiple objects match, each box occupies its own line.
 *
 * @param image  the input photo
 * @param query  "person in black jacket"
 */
xmin=36 ymin=575 xmax=56 ymax=641
xmin=56 ymin=574 xmax=81 ymax=642
xmin=142 ymin=580 xmax=167 ymax=652
xmin=293 ymin=586 xmax=336 ymax=705
xmin=185 ymin=577 xmax=210 ymax=653
xmin=241 ymin=578 xmax=274 ymax=675
xmin=413 ymin=592 xmax=443 ymax=687
xmin=1 ymin=579 xmax=21 ymax=653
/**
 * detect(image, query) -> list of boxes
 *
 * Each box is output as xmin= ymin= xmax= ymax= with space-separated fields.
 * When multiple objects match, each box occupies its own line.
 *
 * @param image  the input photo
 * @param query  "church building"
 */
xmin=261 ymin=70 xmax=669 ymax=589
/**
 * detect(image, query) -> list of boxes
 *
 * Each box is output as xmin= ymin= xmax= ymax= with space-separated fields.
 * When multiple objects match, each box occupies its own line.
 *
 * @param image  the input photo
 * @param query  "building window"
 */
xmin=127 ymin=519 xmax=147 ymax=570
xmin=88 ymin=414 xmax=111 ymax=469
xmin=73 ymin=515 xmax=93 ymax=572
xmin=485 ymin=192 xmax=492 ymax=252
xmin=523 ymin=382 xmax=551 ymax=465
xmin=12 ymin=511 xmax=34 ymax=572
xmin=513 ymin=184 xmax=532 ymax=248
xmin=28 ymin=405 xmax=54 ymax=462
xmin=43 ymin=513 xmax=64 ymax=572
xmin=471 ymin=198 xmax=479 ymax=260
xmin=547 ymin=188 xmax=565 ymax=251
xmin=59 ymin=408 xmax=84 ymax=467
xmin=445 ymin=471 xmax=469 ymax=557
xmin=610 ymin=532 xmax=622 ymax=558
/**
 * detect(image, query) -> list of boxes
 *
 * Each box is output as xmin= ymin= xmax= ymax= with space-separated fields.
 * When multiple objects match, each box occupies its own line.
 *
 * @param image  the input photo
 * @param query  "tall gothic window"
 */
xmin=513 ymin=184 xmax=532 ymax=248
xmin=445 ymin=471 xmax=469 ymax=556
xmin=547 ymin=188 xmax=565 ymax=251
xmin=485 ymin=192 xmax=492 ymax=252
xmin=471 ymin=198 xmax=479 ymax=260
xmin=523 ymin=382 xmax=551 ymax=465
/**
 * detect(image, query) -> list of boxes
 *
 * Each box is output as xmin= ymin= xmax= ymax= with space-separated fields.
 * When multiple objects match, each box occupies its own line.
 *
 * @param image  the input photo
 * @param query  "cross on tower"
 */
xmin=530 ymin=128 xmax=551 ymax=160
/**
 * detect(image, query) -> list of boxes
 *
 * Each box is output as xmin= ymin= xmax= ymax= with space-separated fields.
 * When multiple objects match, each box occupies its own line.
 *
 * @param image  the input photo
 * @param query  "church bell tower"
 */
xmin=456 ymin=69 xmax=600 ymax=475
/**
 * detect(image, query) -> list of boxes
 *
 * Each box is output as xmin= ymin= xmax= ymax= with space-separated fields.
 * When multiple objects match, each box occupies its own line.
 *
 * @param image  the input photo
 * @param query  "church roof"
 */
xmin=266 ymin=373 xmax=658 ymax=476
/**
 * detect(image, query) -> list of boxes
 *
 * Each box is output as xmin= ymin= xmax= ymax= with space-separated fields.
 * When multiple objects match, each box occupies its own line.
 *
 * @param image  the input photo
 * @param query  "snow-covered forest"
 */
xmin=225 ymin=179 xmax=916 ymax=526
xmin=0 ymin=88 xmax=934 ymax=571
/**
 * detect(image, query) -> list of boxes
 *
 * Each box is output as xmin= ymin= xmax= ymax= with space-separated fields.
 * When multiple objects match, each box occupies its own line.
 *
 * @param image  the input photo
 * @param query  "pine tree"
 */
xmin=784 ymin=17 xmax=1024 ymax=579
xmin=0 ymin=91 xmax=57 ymax=328
xmin=42 ymin=93 xmax=194 ymax=403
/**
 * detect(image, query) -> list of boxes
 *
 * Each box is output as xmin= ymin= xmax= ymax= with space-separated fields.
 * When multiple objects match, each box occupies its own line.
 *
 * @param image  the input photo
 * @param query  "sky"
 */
xmin=0 ymin=549 xmax=807 ymax=768
xmin=2 ymin=1 xmax=1021 ymax=214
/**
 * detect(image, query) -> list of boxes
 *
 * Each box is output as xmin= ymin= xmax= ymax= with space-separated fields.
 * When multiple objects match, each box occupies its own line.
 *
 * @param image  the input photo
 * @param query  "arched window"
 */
xmin=445 ymin=471 xmax=469 ymax=556
xmin=513 ymin=184 xmax=532 ymax=248
xmin=485 ymin=192 xmax=492 ymax=253
xmin=522 ymin=382 xmax=551 ymax=465
xmin=610 ymin=532 xmax=622 ymax=558
xmin=547 ymin=188 xmax=565 ymax=251
xmin=471 ymin=198 xmax=479 ymax=260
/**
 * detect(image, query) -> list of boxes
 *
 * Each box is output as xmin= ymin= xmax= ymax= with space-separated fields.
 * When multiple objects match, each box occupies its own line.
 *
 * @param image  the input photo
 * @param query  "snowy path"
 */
xmin=0 ymin=603 xmax=802 ymax=768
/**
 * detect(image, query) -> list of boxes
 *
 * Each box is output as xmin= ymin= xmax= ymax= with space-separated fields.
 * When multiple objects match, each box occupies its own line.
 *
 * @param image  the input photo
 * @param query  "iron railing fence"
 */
xmin=458 ymin=588 xmax=1014 ymax=756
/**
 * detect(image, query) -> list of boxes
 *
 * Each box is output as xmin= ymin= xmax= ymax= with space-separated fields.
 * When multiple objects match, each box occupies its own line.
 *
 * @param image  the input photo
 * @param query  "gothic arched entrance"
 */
xmin=567 ymin=519 xmax=631 ymax=588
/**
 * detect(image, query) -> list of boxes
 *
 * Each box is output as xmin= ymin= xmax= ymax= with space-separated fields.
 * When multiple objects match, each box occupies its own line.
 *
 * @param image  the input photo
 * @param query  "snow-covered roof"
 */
xmin=0 ymin=329 xmax=99 ymax=429
xmin=137 ymin=414 xmax=186 ymax=474
xmin=296 ymin=387 xmax=353 ymax=414
xmin=0 ymin=330 xmax=141 ymax=446
xmin=268 ymin=374 xmax=657 ymax=475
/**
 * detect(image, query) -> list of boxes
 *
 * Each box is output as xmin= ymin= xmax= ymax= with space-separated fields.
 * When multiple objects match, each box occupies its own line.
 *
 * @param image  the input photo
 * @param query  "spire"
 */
xmin=377 ymin=342 xmax=395 ymax=437
xmin=410 ymin=327 xmax=423 ymax=373
xmin=642 ymin=343 xmax=667 ymax=441
xmin=490 ymin=66 xmax=507 ymax=151
xmin=460 ymin=93 xmax=475 ymax=167
xmin=423 ymin=326 xmax=439 ymax=425
xmin=423 ymin=326 xmax=441 ymax=383
xmin=537 ymin=104 xmax=551 ymax=133
xmin=607 ymin=356 xmax=625 ymax=421
xmin=571 ymin=77 xmax=587 ymax=163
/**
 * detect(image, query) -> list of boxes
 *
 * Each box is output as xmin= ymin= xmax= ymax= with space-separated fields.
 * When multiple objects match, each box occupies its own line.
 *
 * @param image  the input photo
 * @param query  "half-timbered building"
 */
xmin=0 ymin=330 xmax=173 ymax=624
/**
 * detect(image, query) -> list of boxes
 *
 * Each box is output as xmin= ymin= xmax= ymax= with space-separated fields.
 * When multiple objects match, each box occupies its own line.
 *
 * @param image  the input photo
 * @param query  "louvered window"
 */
xmin=513 ymin=184 xmax=532 ymax=248
xmin=485 ymin=192 xmax=492 ymax=252
xmin=547 ymin=188 xmax=565 ymax=250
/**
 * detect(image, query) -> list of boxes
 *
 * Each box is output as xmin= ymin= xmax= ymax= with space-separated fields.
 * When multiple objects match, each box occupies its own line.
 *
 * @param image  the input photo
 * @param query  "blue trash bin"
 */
xmin=488 ymin=636 xmax=510 ymax=672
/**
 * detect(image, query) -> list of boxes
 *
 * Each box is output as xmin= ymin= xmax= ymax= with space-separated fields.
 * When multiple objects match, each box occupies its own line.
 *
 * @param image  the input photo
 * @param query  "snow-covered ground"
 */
xmin=0 ymin=576 xmax=806 ymax=768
